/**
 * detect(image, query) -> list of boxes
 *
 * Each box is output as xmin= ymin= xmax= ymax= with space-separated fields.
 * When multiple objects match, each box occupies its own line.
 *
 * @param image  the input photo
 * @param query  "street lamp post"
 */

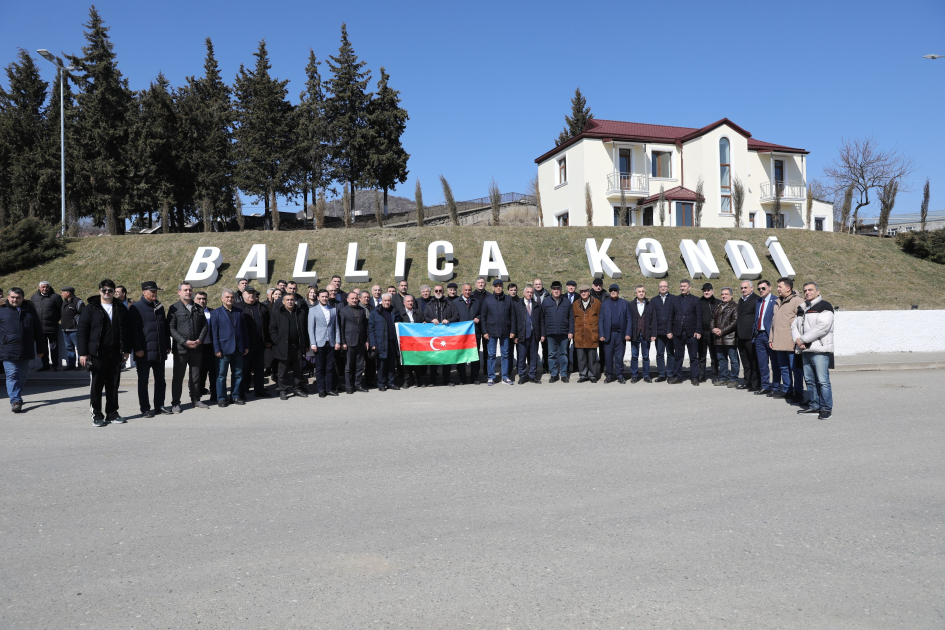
xmin=37 ymin=49 xmax=74 ymax=237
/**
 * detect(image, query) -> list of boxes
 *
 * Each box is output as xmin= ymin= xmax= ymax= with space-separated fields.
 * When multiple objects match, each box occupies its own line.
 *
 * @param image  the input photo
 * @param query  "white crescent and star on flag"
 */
xmin=428 ymin=337 xmax=448 ymax=351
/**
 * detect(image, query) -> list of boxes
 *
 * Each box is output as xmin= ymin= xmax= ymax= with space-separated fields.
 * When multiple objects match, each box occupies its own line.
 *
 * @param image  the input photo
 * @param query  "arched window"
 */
xmin=719 ymin=138 xmax=731 ymax=214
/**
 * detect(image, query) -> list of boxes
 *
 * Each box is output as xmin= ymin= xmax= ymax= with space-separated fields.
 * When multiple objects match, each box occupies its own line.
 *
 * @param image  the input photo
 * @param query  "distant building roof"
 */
xmin=640 ymin=186 xmax=706 ymax=205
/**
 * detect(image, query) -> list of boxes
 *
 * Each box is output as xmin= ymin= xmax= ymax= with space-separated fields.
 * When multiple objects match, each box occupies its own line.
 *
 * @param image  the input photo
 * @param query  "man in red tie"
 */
xmin=753 ymin=280 xmax=777 ymax=395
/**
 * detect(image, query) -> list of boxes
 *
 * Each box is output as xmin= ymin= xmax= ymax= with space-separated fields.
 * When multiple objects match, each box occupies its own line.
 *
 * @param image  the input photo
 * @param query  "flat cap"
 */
xmin=592 ymin=278 xmax=604 ymax=286
xmin=243 ymin=286 xmax=259 ymax=294
xmin=492 ymin=279 xmax=504 ymax=286
xmin=609 ymin=283 xmax=620 ymax=291
xmin=446 ymin=282 xmax=458 ymax=289
xmin=61 ymin=286 xmax=75 ymax=293
xmin=577 ymin=284 xmax=591 ymax=292
xmin=702 ymin=282 xmax=714 ymax=291
xmin=566 ymin=280 xmax=577 ymax=287
xmin=550 ymin=280 xmax=562 ymax=288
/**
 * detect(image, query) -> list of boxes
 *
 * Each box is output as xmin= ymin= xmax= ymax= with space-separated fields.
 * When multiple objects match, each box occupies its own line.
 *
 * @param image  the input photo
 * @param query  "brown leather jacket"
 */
xmin=710 ymin=300 xmax=738 ymax=346
xmin=572 ymin=297 xmax=600 ymax=348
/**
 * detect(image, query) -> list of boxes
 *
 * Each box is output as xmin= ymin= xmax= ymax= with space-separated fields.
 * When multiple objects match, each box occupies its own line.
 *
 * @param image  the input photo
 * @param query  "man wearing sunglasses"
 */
xmin=423 ymin=284 xmax=460 ymax=386
xmin=77 ymin=279 xmax=132 ymax=426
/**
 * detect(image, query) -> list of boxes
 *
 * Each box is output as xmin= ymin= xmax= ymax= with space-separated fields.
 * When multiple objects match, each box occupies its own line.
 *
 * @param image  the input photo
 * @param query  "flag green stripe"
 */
xmin=401 ymin=348 xmax=478 ymax=365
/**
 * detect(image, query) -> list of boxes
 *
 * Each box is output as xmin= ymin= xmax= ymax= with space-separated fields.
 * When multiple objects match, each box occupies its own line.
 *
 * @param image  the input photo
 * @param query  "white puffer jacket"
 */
xmin=791 ymin=296 xmax=834 ymax=354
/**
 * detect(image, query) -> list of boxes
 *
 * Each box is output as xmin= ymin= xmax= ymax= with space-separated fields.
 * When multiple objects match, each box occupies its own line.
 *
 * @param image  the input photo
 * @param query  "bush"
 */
xmin=0 ymin=218 xmax=69 ymax=273
xmin=897 ymin=228 xmax=945 ymax=264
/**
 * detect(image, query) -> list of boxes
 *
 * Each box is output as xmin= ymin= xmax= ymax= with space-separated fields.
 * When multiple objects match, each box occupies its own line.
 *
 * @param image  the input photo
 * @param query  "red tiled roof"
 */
xmin=746 ymin=138 xmax=807 ymax=154
xmin=640 ymin=186 xmax=705 ymax=205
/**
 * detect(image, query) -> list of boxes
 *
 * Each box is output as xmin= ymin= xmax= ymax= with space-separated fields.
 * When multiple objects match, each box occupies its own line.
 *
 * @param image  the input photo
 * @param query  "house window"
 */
xmin=619 ymin=148 xmax=632 ymax=174
xmin=643 ymin=206 xmax=654 ymax=226
xmin=766 ymin=214 xmax=785 ymax=228
xmin=749 ymin=212 xmax=756 ymax=228
xmin=676 ymin=202 xmax=694 ymax=227
xmin=774 ymin=159 xmax=784 ymax=195
xmin=720 ymin=138 xmax=731 ymax=213
xmin=815 ymin=218 xmax=824 ymax=231
xmin=613 ymin=207 xmax=630 ymax=226
xmin=652 ymin=151 xmax=671 ymax=178
xmin=557 ymin=157 xmax=567 ymax=185
xmin=557 ymin=212 xmax=569 ymax=227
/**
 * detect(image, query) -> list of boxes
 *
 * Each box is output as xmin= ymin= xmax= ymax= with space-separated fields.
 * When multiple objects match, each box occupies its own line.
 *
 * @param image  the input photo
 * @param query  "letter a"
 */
xmin=478 ymin=241 xmax=509 ymax=280
xmin=236 ymin=244 xmax=268 ymax=283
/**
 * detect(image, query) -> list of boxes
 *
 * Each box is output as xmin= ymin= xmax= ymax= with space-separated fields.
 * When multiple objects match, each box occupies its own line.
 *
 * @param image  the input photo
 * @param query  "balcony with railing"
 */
xmin=606 ymin=172 xmax=649 ymax=196
xmin=760 ymin=181 xmax=806 ymax=202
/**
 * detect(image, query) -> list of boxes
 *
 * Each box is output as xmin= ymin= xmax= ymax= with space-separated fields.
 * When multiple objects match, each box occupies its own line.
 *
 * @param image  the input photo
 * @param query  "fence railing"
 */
xmin=606 ymin=172 xmax=648 ymax=194
xmin=760 ymin=181 xmax=806 ymax=201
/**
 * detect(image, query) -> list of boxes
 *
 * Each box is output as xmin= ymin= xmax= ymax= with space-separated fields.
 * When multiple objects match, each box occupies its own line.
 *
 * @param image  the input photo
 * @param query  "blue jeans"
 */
xmin=2 ymin=359 xmax=31 ymax=405
xmin=655 ymin=335 xmax=675 ymax=377
xmin=546 ymin=334 xmax=569 ymax=377
xmin=629 ymin=335 xmax=650 ymax=378
xmin=754 ymin=332 xmax=775 ymax=390
xmin=486 ymin=336 xmax=511 ymax=380
xmin=775 ymin=350 xmax=804 ymax=396
xmin=62 ymin=331 xmax=79 ymax=368
xmin=216 ymin=352 xmax=244 ymax=401
xmin=715 ymin=346 xmax=740 ymax=382
xmin=802 ymin=353 xmax=832 ymax=412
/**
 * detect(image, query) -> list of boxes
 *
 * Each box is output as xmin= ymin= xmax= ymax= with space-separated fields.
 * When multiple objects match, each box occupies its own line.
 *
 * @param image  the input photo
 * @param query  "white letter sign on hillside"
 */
xmin=184 ymin=246 xmax=223 ymax=287
xmin=724 ymin=240 xmax=762 ymax=279
xmin=679 ymin=239 xmax=720 ymax=279
xmin=235 ymin=244 xmax=268 ymax=283
xmin=292 ymin=243 xmax=319 ymax=284
xmin=344 ymin=242 xmax=369 ymax=282
xmin=394 ymin=242 xmax=407 ymax=281
xmin=585 ymin=238 xmax=622 ymax=279
xmin=479 ymin=241 xmax=509 ymax=280
xmin=428 ymin=240 xmax=455 ymax=281
xmin=635 ymin=238 xmax=668 ymax=278
xmin=765 ymin=236 xmax=796 ymax=279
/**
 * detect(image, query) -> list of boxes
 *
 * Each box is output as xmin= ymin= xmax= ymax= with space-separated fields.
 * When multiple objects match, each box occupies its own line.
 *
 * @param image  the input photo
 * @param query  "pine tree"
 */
xmin=191 ymin=39 xmax=234 ymax=228
xmin=127 ymin=73 xmax=177 ymax=231
xmin=232 ymin=39 xmax=293 ymax=230
xmin=556 ymin=88 xmax=593 ymax=145
xmin=325 ymin=24 xmax=372 ymax=218
xmin=295 ymin=50 xmax=332 ymax=220
xmin=0 ymin=50 xmax=50 ymax=224
xmin=66 ymin=6 xmax=133 ymax=234
xmin=366 ymin=67 xmax=409 ymax=216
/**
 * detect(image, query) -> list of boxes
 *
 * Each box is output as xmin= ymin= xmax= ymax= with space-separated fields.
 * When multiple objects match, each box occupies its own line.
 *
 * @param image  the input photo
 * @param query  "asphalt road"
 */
xmin=1 ymin=370 xmax=943 ymax=629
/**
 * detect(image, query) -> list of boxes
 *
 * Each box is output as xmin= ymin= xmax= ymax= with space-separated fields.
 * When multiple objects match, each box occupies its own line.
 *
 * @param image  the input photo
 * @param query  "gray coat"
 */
xmin=308 ymin=303 xmax=340 ymax=348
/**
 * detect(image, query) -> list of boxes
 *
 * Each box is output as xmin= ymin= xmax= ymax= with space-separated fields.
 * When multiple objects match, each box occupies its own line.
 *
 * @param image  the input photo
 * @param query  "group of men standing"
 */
xmin=0 ymin=272 xmax=835 ymax=423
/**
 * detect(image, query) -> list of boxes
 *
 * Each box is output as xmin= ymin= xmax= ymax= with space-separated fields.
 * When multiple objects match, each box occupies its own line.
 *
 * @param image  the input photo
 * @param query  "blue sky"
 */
xmin=3 ymin=0 xmax=943 ymax=216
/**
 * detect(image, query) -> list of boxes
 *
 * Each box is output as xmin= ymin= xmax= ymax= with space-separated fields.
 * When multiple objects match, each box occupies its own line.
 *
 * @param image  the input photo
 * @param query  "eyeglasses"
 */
xmin=100 ymin=288 xmax=114 ymax=294
xmin=434 ymin=290 xmax=443 ymax=294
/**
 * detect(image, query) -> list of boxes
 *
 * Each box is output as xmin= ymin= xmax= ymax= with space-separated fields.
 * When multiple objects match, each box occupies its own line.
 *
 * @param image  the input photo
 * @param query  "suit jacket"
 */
xmin=308 ymin=303 xmax=340 ymax=348
xmin=651 ymin=293 xmax=676 ymax=336
xmin=670 ymin=294 xmax=703 ymax=337
xmin=598 ymin=297 xmax=630 ymax=339
xmin=338 ymin=304 xmax=368 ymax=347
xmin=210 ymin=306 xmax=248 ymax=356
xmin=627 ymin=298 xmax=657 ymax=340
xmin=240 ymin=301 xmax=270 ymax=351
xmin=368 ymin=307 xmax=402 ymax=358
xmin=513 ymin=297 xmax=543 ymax=342
xmin=391 ymin=292 xmax=415 ymax=316
xmin=754 ymin=294 xmax=777 ymax=336
xmin=736 ymin=293 xmax=759 ymax=340
xmin=268 ymin=304 xmax=309 ymax=361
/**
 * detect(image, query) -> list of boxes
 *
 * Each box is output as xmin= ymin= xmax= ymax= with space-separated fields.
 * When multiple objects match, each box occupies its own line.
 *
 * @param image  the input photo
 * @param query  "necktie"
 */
xmin=756 ymin=298 xmax=765 ymax=330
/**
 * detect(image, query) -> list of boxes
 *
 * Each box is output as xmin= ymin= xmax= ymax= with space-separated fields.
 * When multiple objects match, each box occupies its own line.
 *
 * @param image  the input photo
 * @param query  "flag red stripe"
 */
xmin=400 ymin=334 xmax=476 ymax=352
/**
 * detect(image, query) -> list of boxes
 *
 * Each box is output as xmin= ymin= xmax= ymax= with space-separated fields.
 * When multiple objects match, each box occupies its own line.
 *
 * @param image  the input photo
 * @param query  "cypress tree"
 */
xmin=325 ymin=23 xmax=372 ymax=218
xmin=556 ymin=88 xmax=593 ymax=145
xmin=365 ymin=67 xmax=409 ymax=216
xmin=295 ymin=50 xmax=332 ymax=227
xmin=66 ymin=6 xmax=133 ymax=234
xmin=191 ymin=39 xmax=233 ymax=228
xmin=128 ymin=73 xmax=177 ymax=231
xmin=232 ymin=40 xmax=293 ymax=230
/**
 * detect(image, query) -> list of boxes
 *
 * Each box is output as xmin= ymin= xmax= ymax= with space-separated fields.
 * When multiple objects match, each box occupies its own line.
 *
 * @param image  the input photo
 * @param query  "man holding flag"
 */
xmin=423 ymin=284 xmax=460 ymax=387
xmin=368 ymin=293 xmax=402 ymax=391
xmin=396 ymin=298 xmax=479 ymax=379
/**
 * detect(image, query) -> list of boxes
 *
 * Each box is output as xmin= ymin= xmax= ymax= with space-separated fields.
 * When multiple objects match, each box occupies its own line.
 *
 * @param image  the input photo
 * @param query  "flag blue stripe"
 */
xmin=396 ymin=321 xmax=475 ymax=338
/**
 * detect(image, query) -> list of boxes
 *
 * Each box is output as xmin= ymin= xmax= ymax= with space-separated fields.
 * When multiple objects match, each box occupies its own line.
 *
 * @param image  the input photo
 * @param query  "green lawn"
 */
xmin=2 ymin=227 xmax=942 ymax=311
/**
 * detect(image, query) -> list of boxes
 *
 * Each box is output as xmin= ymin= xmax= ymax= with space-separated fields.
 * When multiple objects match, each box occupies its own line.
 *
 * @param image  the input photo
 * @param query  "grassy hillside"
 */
xmin=2 ymin=227 xmax=943 ymax=311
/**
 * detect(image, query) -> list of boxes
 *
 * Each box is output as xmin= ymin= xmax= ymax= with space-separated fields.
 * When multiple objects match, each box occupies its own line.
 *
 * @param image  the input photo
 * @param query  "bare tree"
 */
xmin=694 ymin=176 xmax=705 ymax=227
xmin=877 ymin=177 xmax=899 ymax=236
xmin=618 ymin=190 xmax=628 ymax=226
xmin=527 ymin=174 xmax=543 ymax=227
xmin=920 ymin=177 xmax=930 ymax=231
xmin=838 ymin=184 xmax=854 ymax=232
xmin=234 ymin=196 xmax=244 ymax=231
xmin=374 ymin=189 xmax=384 ymax=228
xmin=342 ymin=186 xmax=351 ymax=229
xmin=771 ymin=190 xmax=782 ymax=229
xmin=315 ymin=189 xmax=326 ymax=229
xmin=440 ymin=175 xmax=459 ymax=226
xmin=805 ymin=186 xmax=814 ymax=229
xmin=731 ymin=176 xmax=744 ymax=228
xmin=657 ymin=185 xmax=666 ymax=226
xmin=415 ymin=179 xmax=425 ymax=227
xmin=489 ymin=178 xmax=501 ymax=226
xmin=824 ymin=136 xmax=917 ymax=233
xmin=271 ymin=189 xmax=281 ymax=231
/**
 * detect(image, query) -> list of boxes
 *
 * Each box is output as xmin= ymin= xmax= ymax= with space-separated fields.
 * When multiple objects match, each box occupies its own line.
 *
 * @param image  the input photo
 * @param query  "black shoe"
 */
xmin=691 ymin=378 xmax=700 ymax=386
xmin=293 ymin=390 xmax=309 ymax=398
xmin=549 ymin=376 xmax=559 ymax=383
xmin=654 ymin=376 xmax=667 ymax=382
xmin=630 ymin=376 xmax=641 ymax=383
xmin=772 ymin=392 xmax=786 ymax=399
xmin=532 ymin=378 xmax=541 ymax=384
xmin=378 ymin=386 xmax=387 ymax=392
xmin=327 ymin=391 xmax=339 ymax=397
xmin=356 ymin=386 xmax=370 ymax=393
xmin=517 ymin=377 xmax=527 ymax=384
xmin=93 ymin=416 xmax=108 ymax=427
xmin=233 ymin=398 xmax=246 ymax=405
xmin=11 ymin=401 xmax=23 ymax=413
xmin=280 ymin=393 xmax=290 ymax=400
xmin=818 ymin=410 xmax=832 ymax=420
xmin=746 ymin=386 xmax=759 ymax=392
xmin=157 ymin=406 xmax=174 ymax=415
xmin=318 ymin=392 xmax=327 ymax=398
xmin=143 ymin=409 xmax=156 ymax=417
xmin=577 ymin=377 xmax=589 ymax=383
xmin=644 ymin=377 xmax=652 ymax=383
xmin=736 ymin=384 xmax=748 ymax=390
xmin=617 ymin=376 xmax=627 ymax=384
xmin=589 ymin=378 xmax=598 ymax=383
xmin=755 ymin=389 xmax=770 ymax=396
xmin=216 ymin=400 xmax=228 ymax=408
xmin=797 ymin=407 xmax=820 ymax=414
xmin=107 ymin=412 xmax=126 ymax=424
xmin=561 ymin=376 xmax=569 ymax=383
xmin=604 ymin=377 xmax=615 ymax=384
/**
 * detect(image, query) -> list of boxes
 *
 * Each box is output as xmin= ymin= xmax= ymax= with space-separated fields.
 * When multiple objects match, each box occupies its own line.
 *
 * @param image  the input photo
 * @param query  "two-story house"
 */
xmin=535 ymin=117 xmax=834 ymax=231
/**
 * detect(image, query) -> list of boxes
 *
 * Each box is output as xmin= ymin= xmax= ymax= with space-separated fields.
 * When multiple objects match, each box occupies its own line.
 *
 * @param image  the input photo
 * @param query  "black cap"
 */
xmin=592 ymin=278 xmax=604 ymax=286
xmin=702 ymin=282 xmax=714 ymax=291
xmin=141 ymin=281 xmax=162 ymax=291
xmin=244 ymin=286 xmax=259 ymax=294
xmin=550 ymin=280 xmax=562 ymax=289
xmin=492 ymin=279 xmax=504 ymax=286
xmin=61 ymin=286 xmax=76 ymax=293
xmin=446 ymin=282 xmax=458 ymax=289
xmin=609 ymin=284 xmax=620 ymax=291
xmin=566 ymin=280 xmax=577 ymax=287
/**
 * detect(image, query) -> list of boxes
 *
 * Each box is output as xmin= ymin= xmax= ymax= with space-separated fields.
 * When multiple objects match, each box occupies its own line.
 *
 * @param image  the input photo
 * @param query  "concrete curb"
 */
xmin=833 ymin=361 xmax=945 ymax=372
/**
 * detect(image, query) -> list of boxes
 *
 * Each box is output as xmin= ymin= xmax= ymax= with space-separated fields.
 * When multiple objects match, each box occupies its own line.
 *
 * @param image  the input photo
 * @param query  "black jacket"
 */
xmin=129 ymin=297 xmax=171 ymax=361
xmin=391 ymin=292 xmax=415 ymax=316
xmin=338 ymin=304 xmax=368 ymax=347
xmin=651 ymin=293 xmax=676 ymax=336
xmin=671 ymin=293 xmax=703 ymax=337
xmin=453 ymin=295 xmax=481 ymax=337
xmin=540 ymin=295 xmax=575 ymax=336
xmin=481 ymin=292 xmax=517 ymax=338
xmin=735 ymin=293 xmax=759 ymax=340
xmin=627 ymin=298 xmax=657 ymax=340
xmin=513 ymin=297 xmax=543 ymax=342
xmin=167 ymin=300 xmax=208 ymax=354
xmin=423 ymin=297 xmax=459 ymax=325
xmin=60 ymin=296 xmax=84 ymax=332
xmin=30 ymin=291 xmax=63 ymax=334
xmin=268 ymin=304 xmax=310 ymax=361
xmin=699 ymin=295 xmax=720 ymax=334
xmin=241 ymin=301 xmax=271 ymax=351
xmin=76 ymin=296 xmax=132 ymax=359
xmin=0 ymin=301 xmax=45 ymax=361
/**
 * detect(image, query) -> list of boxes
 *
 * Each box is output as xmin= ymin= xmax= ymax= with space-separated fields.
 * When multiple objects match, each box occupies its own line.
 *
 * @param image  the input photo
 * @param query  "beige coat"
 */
xmin=770 ymin=291 xmax=804 ymax=351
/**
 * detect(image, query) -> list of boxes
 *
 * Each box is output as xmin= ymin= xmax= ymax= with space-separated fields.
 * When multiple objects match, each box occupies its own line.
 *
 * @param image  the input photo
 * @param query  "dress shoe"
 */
xmin=216 ymin=401 xmax=228 ymax=408
xmin=736 ymin=384 xmax=749 ymax=390
xmin=106 ymin=412 xmax=126 ymax=424
xmin=561 ymin=376 xmax=569 ymax=383
xmin=346 ymin=389 xmax=355 ymax=394
xmin=577 ymin=377 xmax=589 ymax=383
xmin=617 ymin=376 xmax=626 ymax=384
xmin=755 ymin=389 xmax=770 ymax=396
xmin=643 ymin=377 xmax=653 ymax=383
xmin=318 ymin=392 xmax=327 ymax=398
xmin=771 ymin=392 xmax=787 ymax=399
xmin=158 ymin=406 xmax=174 ymax=415
xmin=532 ymin=378 xmax=541 ymax=384
xmin=93 ymin=415 xmax=108 ymax=427
xmin=549 ymin=376 xmax=559 ymax=383
xmin=817 ymin=410 xmax=832 ymax=420
xmin=589 ymin=378 xmax=598 ymax=383
xmin=654 ymin=376 xmax=667 ymax=382
xmin=171 ymin=405 xmax=182 ymax=414
xmin=231 ymin=398 xmax=245 ymax=405
xmin=327 ymin=391 xmax=339 ymax=396
xmin=294 ymin=389 xmax=309 ymax=398
xmin=143 ymin=409 xmax=156 ymax=417
xmin=378 ymin=386 xmax=387 ymax=392
xmin=356 ymin=386 xmax=370 ymax=393
xmin=691 ymin=378 xmax=700 ymax=386
xmin=280 ymin=393 xmax=290 ymax=400
xmin=517 ymin=377 xmax=527 ymax=384
xmin=797 ymin=407 xmax=820 ymax=414
xmin=746 ymin=386 xmax=759 ymax=392
xmin=604 ymin=377 xmax=615 ymax=384
xmin=630 ymin=376 xmax=641 ymax=383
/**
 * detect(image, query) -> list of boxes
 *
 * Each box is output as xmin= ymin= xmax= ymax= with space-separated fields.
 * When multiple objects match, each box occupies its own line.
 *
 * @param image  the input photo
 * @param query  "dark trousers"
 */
xmin=199 ymin=345 xmax=218 ymax=399
xmin=277 ymin=346 xmax=306 ymax=393
xmin=365 ymin=352 xmax=377 ymax=386
xmin=428 ymin=363 xmax=452 ymax=385
xmin=754 ymin=331 xmax=774 ymax=390
xmin=172 ymin=349 xmax=203 ymax=405
xmin=655 ymin=334 xmax=675 ymax=377
xmin=516 ymin=335 xmax=540 ymax=379
xmin=241 ymin=346 xmax=266 ymax=396
xmin=313 ymin=343 xmax=335 ymax=394
xmin=89 ymin=353 xmax=122 ymax=418
xmin=575 ymin=346 xmax=599 ymax=379
xmin=737 ymin=336 xmax=760 ymax=388
xmin=335 ymin=345 xmax=347 ymax=388
xmin=377 ymin=341 xmax=398 ymax=388
xmin=541 ymin=337 xmax=549 ymax=372
xmin=136 ymin=357 xmax=166 ymax=412
xmin=698 ymin=334 xmax=718 ymax=381
xmin=40 ymin=332 xmax=59 ymax=368
xmin=456 ymin=335 xmax=480 ymax=384
xmin=602 ymin=332 xmax=626 ymax=378
xmin=345 ymin=344 xmax=365 ymax=390
xmin=672 ymin=333 xmax=699 ymax=380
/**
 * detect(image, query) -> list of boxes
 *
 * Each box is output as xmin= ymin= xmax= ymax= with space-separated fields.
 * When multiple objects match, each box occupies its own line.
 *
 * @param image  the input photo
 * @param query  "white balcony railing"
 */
xmin=760 ymin=181 xmax=806 ymax=201
xmin=606 ymin=172 xmax=648 ymax=195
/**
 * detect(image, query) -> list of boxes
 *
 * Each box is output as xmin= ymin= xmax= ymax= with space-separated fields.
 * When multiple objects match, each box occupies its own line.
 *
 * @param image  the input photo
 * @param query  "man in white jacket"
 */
xmin=792 ymin=282 xmax=834 ymax=419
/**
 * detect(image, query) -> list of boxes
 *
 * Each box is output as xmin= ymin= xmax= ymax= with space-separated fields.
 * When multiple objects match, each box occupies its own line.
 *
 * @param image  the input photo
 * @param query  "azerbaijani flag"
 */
xmin=396 ymin=321 xmax=479 ymax=365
